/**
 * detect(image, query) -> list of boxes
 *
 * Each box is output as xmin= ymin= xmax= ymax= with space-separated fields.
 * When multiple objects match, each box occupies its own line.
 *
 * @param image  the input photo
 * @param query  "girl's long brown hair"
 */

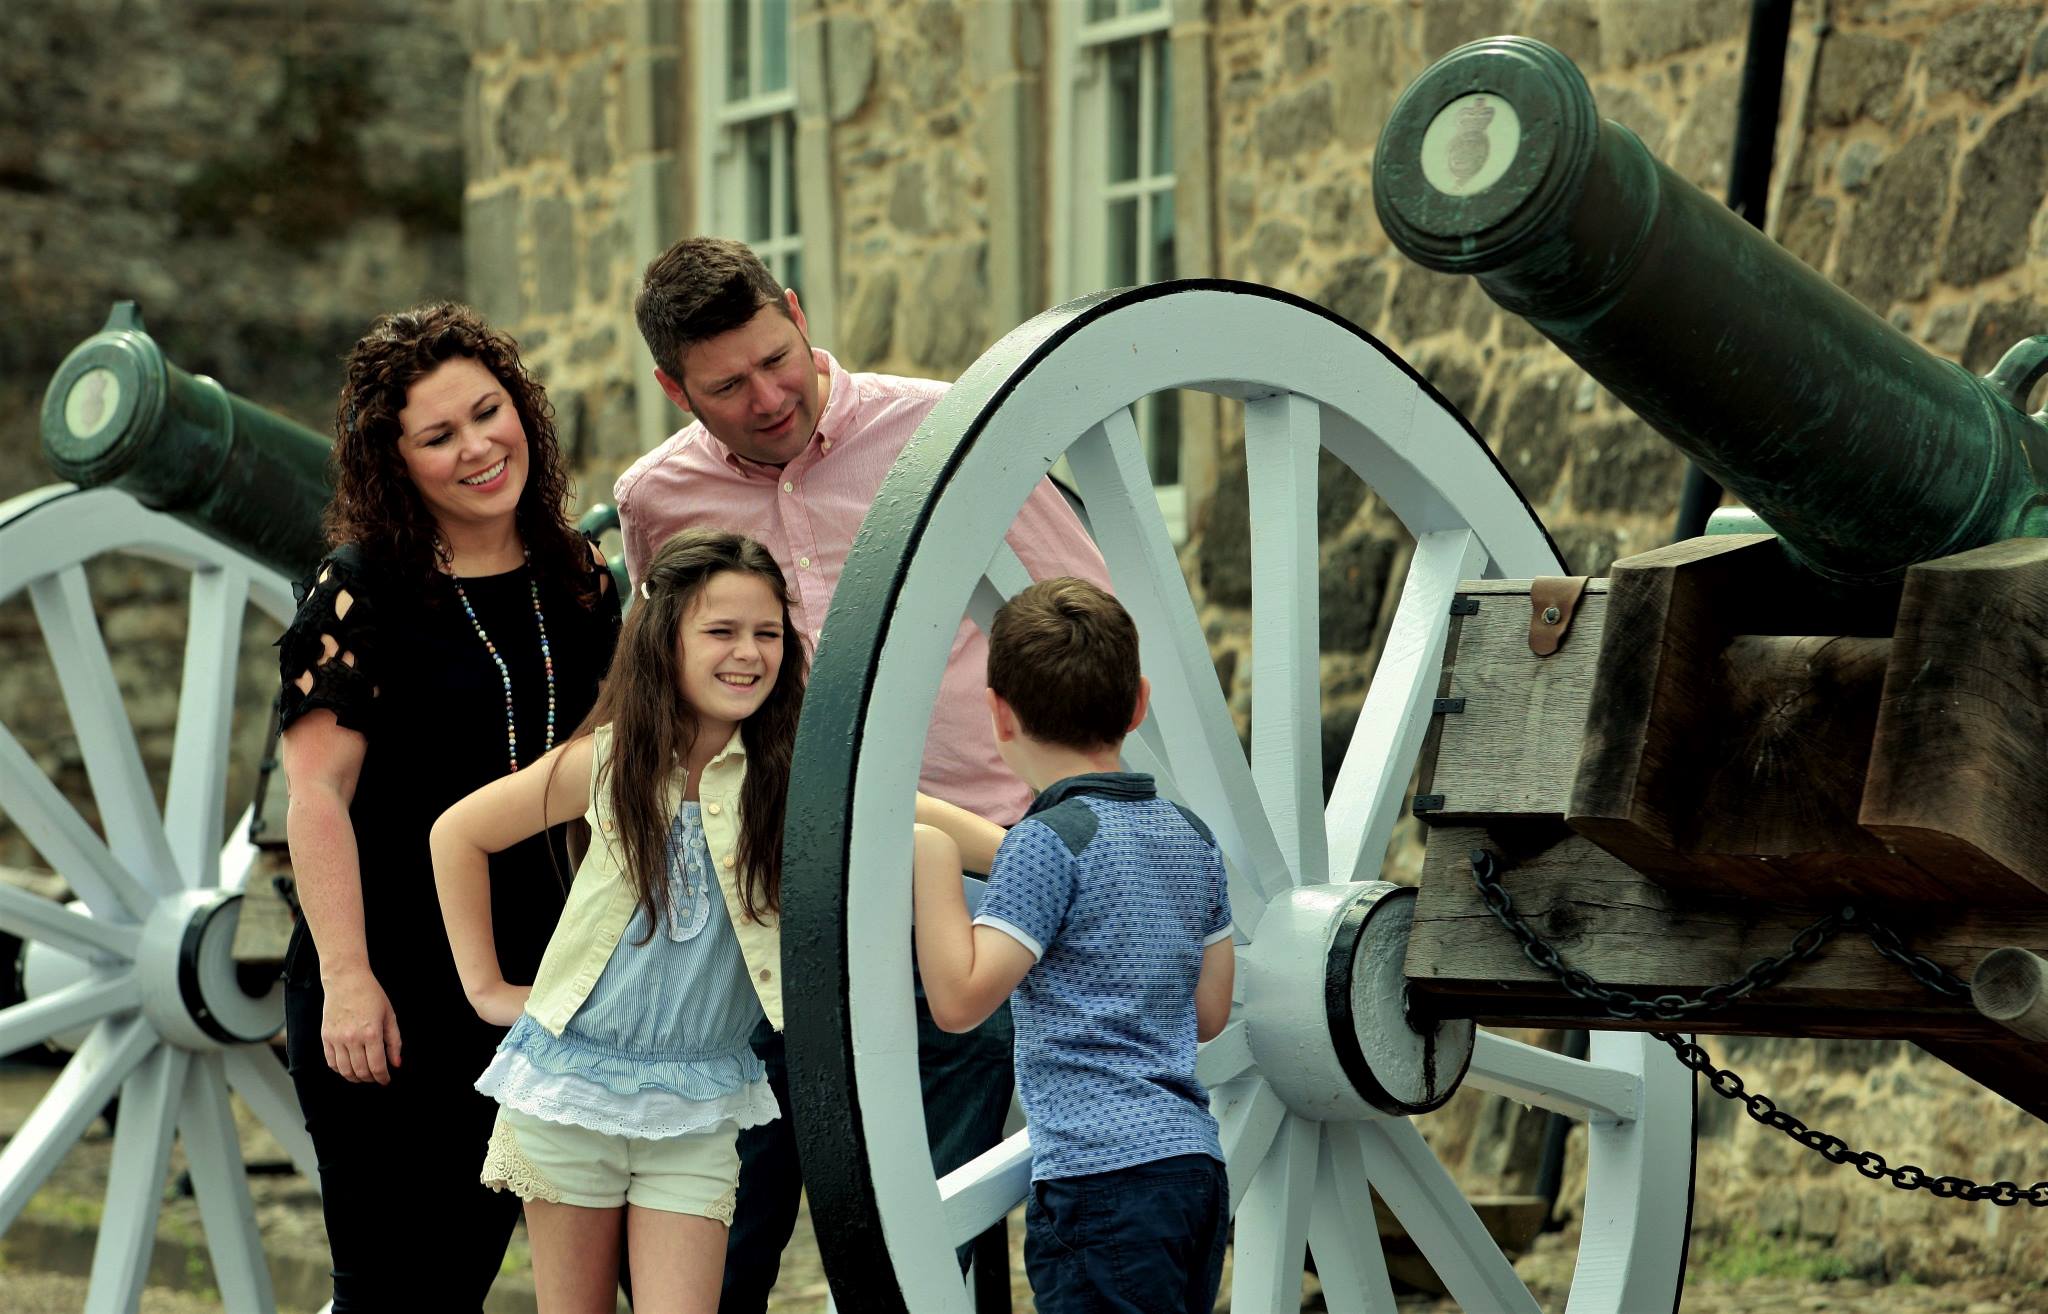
xmin=328 ymin=302 xmax=596 ymax=606
xmin=573 ymin=529 xmax=806 ymax=931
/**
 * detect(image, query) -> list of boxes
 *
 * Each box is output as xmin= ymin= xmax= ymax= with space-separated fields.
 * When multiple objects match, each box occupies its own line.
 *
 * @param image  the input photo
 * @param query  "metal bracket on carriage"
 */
xmin=1403 ymin=533 xmax=2048 ymax=1123
xmin=1526 ymin=575 xmax=1590 ymax=656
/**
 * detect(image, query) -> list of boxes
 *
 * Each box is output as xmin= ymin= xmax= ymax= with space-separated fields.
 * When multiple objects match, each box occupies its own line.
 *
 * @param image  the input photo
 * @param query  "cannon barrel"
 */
xmin=39 ymin=302 xmax=333 ymax=580
xmin=1373 ymin=37 xmax=2048 ymax=584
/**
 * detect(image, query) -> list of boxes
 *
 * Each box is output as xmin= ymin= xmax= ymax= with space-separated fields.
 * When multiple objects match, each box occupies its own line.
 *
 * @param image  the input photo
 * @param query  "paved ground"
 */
xmin=2 ymin=1060 xmax=2042 ymax=1313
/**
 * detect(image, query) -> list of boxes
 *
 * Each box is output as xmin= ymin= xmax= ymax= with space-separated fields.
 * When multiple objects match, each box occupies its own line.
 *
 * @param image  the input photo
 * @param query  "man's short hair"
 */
xmin=988 ymin=578 xmax=1140 ymax=751
xmin=635 ymin=237 xmax=791 ymax=378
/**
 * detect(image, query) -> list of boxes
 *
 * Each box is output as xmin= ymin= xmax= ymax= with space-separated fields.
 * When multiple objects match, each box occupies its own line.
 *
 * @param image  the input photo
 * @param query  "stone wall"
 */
xmin=0 ymin=1 xmax=466 ymax=868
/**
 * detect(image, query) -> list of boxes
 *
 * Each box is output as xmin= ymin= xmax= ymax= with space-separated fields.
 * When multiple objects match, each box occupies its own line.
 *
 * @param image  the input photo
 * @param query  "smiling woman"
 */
xmin=273 ymin=303 xmax=622 ymax=1310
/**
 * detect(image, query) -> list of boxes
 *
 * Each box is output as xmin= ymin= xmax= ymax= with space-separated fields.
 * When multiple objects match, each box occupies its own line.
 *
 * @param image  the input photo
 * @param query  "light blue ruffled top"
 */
xmin=476 ymin=801 xmax=777 ymax=1137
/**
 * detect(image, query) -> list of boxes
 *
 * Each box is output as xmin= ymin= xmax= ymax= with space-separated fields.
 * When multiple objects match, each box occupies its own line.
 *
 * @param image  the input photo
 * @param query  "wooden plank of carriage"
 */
xmin=229 ymin=849 xmax=295 ymax=969
xmin=1403 ymin=825 xmax=2048 ymax=1120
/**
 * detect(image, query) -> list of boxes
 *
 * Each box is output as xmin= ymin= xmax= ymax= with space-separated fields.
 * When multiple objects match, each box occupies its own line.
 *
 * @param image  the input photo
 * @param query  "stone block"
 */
xmin=902 ymin=1 xmax=964 ymax=113
xmin=1921 ymin=302 xmax=1972 ymax=355
xmin=1225 ymin=178 xmax=1257 ymax=241
xmin=532 ymin=195 xmax=575 ymax=316
xmin=900 ymin=242 xmax=987 ymax=374
xmin=1307 ymin=181 xmax=1358 ymax=246
xmin=582 ymin=377 xmax=645 ymax=468
xmin=1256 ymin=82 xmax=1333 ymax=161
xmin=568 ymin=60 xmax=614 ymax=181
xmin=1384 ymin=265 xmax=1469 ymax=342
xmin=1923 ymin=4 xmax=2041 ymax=103
xmin=1837 ymin=140 xmax=1882 ymax=193
xmin=1596 ymin=85 xmax=1667 ymax=157
xmin=842 ymin=268 xmax=899 ymax=367
xmin=1421 ymin=0 xmax=1515 ymax=61
xmin=889 ymin=160 xmax=931 ymax=234
xmin=1317 ymin=448 xmax=1370 ymax=540
xmin=1248 ymin=220 xmax=1302 ymax=281
xmin=1198 ymin=449 xmax=1252 ymax=608
xmin=1774 ymin=191 xmax=1836 ymax=272
xmin=1550 ymin=523 xmax=1620 ymax=576
xmin=1940 ymin=93 xmax=2048 ymax=287
xmin=465 ymin=187 xmax=525 ymax=325
xmin=2033 ymin=24 xmax=2048 ymax=80
xmin=1596 ymin=0 xmax=1744 ymax=67
xmin=1492 ymin=369 xmax=1575 ymax=502
xmin=1836 ymin=120 xmax=1955 ymax=313
xmin=497 ymin=72 xmax=555 ymax=169
xmin=1668 ymin=70 xmax=1740 ymax=191
xmin=1283 ymin=5 xmax=1320 ymax=74
xmin=1811 ymin=32 xmax=1909 ymax=126
xmin=827 ymin=15 xmax=877 ymax=123
xmin=1526 ymin=0 xmax=1602 ymax=71
xmin=1319 ymin=531 xmax=1396 ymax=653
xmin=1332 ymin=5 xmax=1400 ymax=149
xmin=1314 ymin=256 xmax=1388 ymax=335
xmin=581 ymin=209 xmax=625 ymax=307
xmin=1962 ymin=295 xmax=2047 ymax=378
xmin=1571 ymin=416 xmax=1684 ymax=514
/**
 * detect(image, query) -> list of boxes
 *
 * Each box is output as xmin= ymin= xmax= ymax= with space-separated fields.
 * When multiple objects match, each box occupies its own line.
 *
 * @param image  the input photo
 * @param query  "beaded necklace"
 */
xmin=447 ymin=551 xmax=557 ymax=775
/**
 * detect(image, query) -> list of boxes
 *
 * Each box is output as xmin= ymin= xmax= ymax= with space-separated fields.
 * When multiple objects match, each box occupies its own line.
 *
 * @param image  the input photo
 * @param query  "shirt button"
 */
xmin=821 ymin=439 xmax=833 ymax=451
xmin=723 ymin=855 xmax=735 ymax=870
xmin=758 ymin=967 xmax=772 ymax=982
xmin=798 ymin=556 xmax=811 ymax=569
xmin=782 ymin=480 xmax=794 ymax=493
xmin=707 ymin=802 xmax=721 ymax=816
xmin=601 ymin=818 xmax=615 ymax=833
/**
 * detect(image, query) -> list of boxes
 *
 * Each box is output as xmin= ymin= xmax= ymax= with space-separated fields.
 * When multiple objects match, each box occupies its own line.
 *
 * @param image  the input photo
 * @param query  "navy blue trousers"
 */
xmin=1024 ymin=1155 xmax=1229 ymax=1314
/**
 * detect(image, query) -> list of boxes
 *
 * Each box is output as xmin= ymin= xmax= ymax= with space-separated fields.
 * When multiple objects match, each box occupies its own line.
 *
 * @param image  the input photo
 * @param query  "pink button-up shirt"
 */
xmin=614 ymin=349 xmax=1111 ymax=825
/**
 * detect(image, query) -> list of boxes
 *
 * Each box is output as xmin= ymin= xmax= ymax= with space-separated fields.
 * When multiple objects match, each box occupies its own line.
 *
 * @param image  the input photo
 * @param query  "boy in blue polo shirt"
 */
xmin=912 ymin=576 xmax=1235 ymax=1313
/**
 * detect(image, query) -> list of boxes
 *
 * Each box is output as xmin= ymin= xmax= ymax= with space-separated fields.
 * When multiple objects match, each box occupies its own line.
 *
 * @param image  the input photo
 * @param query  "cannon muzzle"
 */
xmin=1374 ymin=37 xmax=2048 ymax=583
xmin=40 ymin=303 xmax=334 ymax=580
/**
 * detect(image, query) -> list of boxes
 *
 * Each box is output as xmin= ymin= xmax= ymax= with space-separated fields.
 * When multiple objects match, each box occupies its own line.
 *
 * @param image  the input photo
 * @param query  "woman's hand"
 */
xmin=468 ymin=979 xmax=532 ymax=1028
xmin=321 ymin=963 xmax=403 ymax=1084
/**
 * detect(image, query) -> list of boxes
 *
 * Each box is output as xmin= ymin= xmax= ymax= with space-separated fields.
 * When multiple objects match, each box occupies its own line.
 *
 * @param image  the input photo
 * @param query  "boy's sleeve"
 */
xmin=1202 ymin=848 xmax=1233 ymax=946
xmin=971 ymin=820 xmax=1076 ymax=961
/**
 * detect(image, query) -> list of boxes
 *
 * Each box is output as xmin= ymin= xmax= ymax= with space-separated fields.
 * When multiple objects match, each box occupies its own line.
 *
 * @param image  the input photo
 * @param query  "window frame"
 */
xmin=695 ymin=1 xmax=804 ymax=293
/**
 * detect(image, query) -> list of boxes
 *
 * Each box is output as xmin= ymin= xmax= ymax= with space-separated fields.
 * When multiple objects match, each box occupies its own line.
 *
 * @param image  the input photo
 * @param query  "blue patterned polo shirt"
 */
xmin=972 ymin=772 xmax=1233 ymax=1181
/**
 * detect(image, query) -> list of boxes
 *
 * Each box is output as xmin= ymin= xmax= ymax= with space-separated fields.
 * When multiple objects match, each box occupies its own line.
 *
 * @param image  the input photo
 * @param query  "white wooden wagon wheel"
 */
xmin=0 ymin=482 xmax=317 ymax=1313
xmin=782 ymin=281 xmax=1697 ymax=1313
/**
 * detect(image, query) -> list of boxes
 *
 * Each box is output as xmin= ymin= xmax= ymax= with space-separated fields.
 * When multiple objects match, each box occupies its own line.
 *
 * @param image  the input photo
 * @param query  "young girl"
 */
xmin=431 ymin=528 xmax=804 ymax=1314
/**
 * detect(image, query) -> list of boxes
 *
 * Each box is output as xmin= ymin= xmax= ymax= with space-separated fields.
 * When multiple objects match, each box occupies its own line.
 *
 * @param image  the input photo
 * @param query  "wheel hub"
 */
xmin=134 ymin=888 xmax=281 ymax=1050
xmin=1241 ymin=882 xmax=1474 ymax=1119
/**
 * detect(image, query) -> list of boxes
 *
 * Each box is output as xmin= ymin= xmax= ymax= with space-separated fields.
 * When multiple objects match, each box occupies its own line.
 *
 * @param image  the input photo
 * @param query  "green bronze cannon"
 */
xmin=1373 ymin=36 xmax=2048 ymax=585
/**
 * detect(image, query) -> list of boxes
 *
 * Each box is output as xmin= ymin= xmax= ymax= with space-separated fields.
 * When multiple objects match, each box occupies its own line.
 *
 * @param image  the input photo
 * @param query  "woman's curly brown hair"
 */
xmin=327 ymin=302 xmax=596 ymax=606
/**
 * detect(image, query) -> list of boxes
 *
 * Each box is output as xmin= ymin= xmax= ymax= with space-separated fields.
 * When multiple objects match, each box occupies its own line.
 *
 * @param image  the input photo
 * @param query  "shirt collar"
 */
xmin=704 ymin=724 xmax=749 ymax=767
xmin=1022 ymin=771 xmax=1156 ymax=820
xmin=709 ymin=347 xmax=850 ymax=479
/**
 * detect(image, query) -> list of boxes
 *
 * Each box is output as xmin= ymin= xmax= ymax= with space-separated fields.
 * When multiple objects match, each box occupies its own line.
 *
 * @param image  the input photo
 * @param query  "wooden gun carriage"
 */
xmin=3 ymin=31 xmax=2042 ymax=1314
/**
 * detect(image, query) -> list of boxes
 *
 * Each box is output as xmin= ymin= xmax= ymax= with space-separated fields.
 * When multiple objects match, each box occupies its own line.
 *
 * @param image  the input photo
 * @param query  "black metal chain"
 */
xmin=1468 ymin=848 xmax=2048 ymax=1207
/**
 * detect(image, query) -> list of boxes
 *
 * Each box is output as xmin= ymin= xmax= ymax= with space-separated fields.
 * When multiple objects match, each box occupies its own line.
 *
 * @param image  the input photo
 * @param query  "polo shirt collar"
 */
xmin=1022 ymin=771 xmax=1156 ymax=819
xmin=708 ymin=347 xmax=851 ymax=478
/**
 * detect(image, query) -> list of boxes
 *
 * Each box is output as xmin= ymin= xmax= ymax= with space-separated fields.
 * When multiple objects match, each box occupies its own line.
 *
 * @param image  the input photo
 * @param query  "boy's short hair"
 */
xmin=634 ymin=237 xmax=790 ymax=378
xmin=988 ymin=578 xmax=1140 ymax=751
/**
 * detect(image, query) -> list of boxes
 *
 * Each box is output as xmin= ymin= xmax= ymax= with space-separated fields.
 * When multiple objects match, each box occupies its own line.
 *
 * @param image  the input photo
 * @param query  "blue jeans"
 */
xmin=1025 ymin=1155 xmax=1229 ymax=1314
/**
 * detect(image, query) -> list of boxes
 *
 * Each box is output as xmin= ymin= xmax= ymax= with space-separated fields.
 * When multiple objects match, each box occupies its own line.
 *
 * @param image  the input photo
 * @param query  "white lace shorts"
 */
xmin=481 ymin=1105 xmax=740 ymax=1220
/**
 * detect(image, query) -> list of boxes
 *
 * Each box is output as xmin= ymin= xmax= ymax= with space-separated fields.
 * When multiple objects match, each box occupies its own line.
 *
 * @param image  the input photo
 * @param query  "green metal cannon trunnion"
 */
xmin=39 ymin=302 xmax=336 ymax=582
xmin=1373 ymin=36 xmax=2048 ymax=585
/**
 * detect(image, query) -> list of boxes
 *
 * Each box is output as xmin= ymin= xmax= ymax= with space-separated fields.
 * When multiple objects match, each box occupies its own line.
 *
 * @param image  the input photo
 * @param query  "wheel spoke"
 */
xmin=1324 ymin=529 xmax=1488 ymax=885
xmin=938 ymin=1128 xmax=1032 ymax=1248
xmin=1467 ymin=1030 xmax=1642 ymax=1123
xmin=0 ymin=972 xmax=139 ymax=1056
xmin=0 ymin=881 xmax=140 ymax=961
xmin=179 ymin=1054 xmax=279 ymax=1313
xmin=1215 ymin=1076 xmax=1288 ymax=1215
xmin=0 ymin=1014 xmax=156 ymax=1232
xmin=1195 ymin=1019 xmax=1253 ymax=1088
xmin=1066 ymin=410 xmax=1290 ymax=927
xmin=1308 ymin=1128 xmax=1399 ymax=1314
xmin=1565 ymin=1032 xmax=1695 ymax=1314
xmin=0 ymin=721 xmax=155 ymax=922
xmin=222 ymin=1046 xmax=320 ymax=1185
xmin=29 ymin=566 xmax=178 ymax=894
xmin=86 ymin=1043 xmax=190 ymax=1313
xmin=1245 ymin=392 xmax=1328 ymax=887
xmin=1230 ymin=1113 xmax=1318 ymax=1314
xmin=215 ymin=804 xmax=262 ymax=896
xmin=165 ymin=566 xmax=250 ymax=889
xmin=1339 ymin=1121 xmax=1542 ymax=1314
xmin=966 ymin=542 xmax=1034 ymax=636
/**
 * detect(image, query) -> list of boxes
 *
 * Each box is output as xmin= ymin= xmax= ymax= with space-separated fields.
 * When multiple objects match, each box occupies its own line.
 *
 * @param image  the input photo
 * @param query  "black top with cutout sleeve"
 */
xmin=275 ymin=543 xmax=620 ymax=1054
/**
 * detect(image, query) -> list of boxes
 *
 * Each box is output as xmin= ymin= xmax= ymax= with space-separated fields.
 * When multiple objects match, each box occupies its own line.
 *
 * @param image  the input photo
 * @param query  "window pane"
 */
xmin=1151 ymin=36 xmax=1173 ymax=177
xmin=1106 ymin=197 xmax=1139 ymax=286
xmin=746 ymin=120 xmax=774 ymax=240
xmin=783 ymin=116 xmax=800 ymax=233
xmin=1106 ymin=41 xmax=1141 ymax=184
xmin=784 ymin=250 xmax=803 ymax=300
xmin=1149 ymin=187 xmax=1176 ymax=282
xmin=1132 ymin=0 xmax=1165 ymax=10
xmin=761 ymin=0 xmax=789 ymax=92
xmin=727 ymin=0 xmax=752 ymax=100
xmin=1149 ymin=389 xmax=1182 ymax=486
xmin=1086 ymin=0 xmax=1117 ymax=21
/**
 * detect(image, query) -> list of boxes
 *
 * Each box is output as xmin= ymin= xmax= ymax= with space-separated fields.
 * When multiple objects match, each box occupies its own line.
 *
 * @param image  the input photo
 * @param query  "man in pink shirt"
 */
xmin=616 ymin=237 xmax=1109 ymax=1310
